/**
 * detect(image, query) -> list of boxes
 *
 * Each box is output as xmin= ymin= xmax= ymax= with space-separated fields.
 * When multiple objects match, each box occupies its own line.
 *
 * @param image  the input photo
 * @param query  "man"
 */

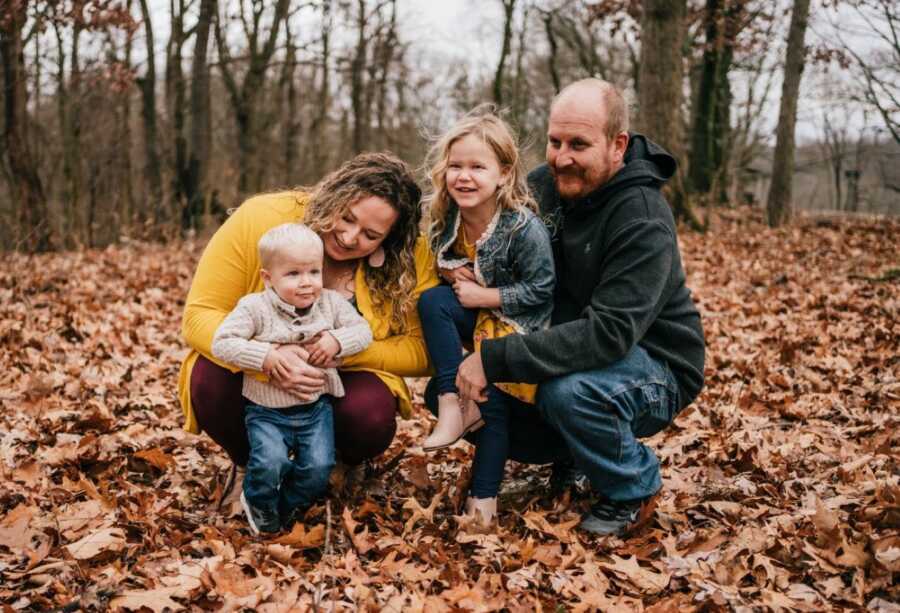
xmin=456 ymin=78 xmax=705 ymax=536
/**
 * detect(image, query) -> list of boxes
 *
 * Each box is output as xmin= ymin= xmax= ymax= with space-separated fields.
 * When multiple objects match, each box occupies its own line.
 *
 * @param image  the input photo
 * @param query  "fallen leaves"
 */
xmin=0 ymin=210 xmax=897 ymax=610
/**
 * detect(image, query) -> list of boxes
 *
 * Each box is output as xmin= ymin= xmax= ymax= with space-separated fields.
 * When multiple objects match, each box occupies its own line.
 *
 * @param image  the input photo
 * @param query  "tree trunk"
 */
xmin=309 ymin=0 xmax=332 ymax=179
xmin=1 ymin=1 xmax=52 ymax=251
xmin=542 ymin=11 xmax=561 ymax=93
xmin=493 ymin=0 xmax=516 ymax=106
xmin=169 ymin=0 xmax=188 ymax=225
xmin=217 ymin=0 xmax=290 ymax=195
xmin=766 ymin=0 xmax=811 ymax=227
xmin=350 ymin=0 xmax=367 ymax=153
xmin=138 ymin=0 xmax=163 ymax=226
xmin=688 ymin=0 xmax=736 ymax=202
xmin=637 ymin=0 xmax=703 ymax=231
xmin=280 ymin=24 xmax=298 ymax=185
xmin=184 ymin=0 xmax=215 ymax=230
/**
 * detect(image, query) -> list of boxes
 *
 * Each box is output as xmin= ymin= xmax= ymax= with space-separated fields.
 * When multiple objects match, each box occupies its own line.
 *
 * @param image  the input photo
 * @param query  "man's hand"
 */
xmin=456 ymin=351 xmax=488 ymax=403
xmin=304 ymin=331 xmax=342 ymax=366
xmin=263 ymin=344 xmax=326 ymax=400
xmin=439 ymin=264 xmax=476 ymax=285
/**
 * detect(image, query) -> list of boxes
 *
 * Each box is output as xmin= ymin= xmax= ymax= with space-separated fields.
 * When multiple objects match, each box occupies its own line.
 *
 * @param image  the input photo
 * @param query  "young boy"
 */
xmin=212 ymin=223 xmax=372 ymax=535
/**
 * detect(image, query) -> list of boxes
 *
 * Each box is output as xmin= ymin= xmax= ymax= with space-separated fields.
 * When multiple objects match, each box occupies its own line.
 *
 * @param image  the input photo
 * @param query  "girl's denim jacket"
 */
xmin=433 ymin=205 xmax=555 ymax=333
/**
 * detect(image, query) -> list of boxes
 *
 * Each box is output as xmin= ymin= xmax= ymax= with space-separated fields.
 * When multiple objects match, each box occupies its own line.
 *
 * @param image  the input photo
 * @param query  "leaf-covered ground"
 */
xmin=1 ymin=208 xmax=898 ymax=612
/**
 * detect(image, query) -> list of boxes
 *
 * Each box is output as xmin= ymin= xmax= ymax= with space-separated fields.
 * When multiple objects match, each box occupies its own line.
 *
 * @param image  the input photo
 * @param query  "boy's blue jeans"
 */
xmin=243 ymin=398 xmax=335 ymax=519
xmin=425 ymin=344 xmax=680 ymax=503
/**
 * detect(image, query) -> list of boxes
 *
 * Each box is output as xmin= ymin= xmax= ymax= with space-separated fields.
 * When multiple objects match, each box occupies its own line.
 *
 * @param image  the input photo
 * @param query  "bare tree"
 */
xmin=830 ymin=0 xmax=899 ymax=146
xmin=637 ymin=0 xmax=703 ymax=230
xmin=494 ymin=0 xmax=516 ymax=106
xmin=767 ymin=0 xmax=812 ymax=227
xmin=137 ymin=0 xmax=163 ymax=224
xmin=2 ymin=0 xmax=52 ymax=251
xmin=216 ymin=0 xmax=291 ymax=195
xmin=181 ymin=0 xmax=215 ymax=230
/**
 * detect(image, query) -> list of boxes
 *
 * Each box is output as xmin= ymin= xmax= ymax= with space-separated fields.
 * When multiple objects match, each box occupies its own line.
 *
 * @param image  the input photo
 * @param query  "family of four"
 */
xmin=177 ymin=79 xmax=706 ymax=537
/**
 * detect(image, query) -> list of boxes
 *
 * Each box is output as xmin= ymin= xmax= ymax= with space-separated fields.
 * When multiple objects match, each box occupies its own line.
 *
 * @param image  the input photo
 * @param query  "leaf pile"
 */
xmin=1 ymin=209 xmax=898 ymax=611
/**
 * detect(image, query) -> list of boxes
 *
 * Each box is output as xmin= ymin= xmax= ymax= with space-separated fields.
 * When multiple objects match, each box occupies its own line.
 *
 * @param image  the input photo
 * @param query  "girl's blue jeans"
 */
xmin=418 ymin=284 xmax=517 ymax=498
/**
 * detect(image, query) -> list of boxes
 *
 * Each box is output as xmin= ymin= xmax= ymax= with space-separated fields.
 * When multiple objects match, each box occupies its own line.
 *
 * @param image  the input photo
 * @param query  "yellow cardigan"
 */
xmin=177 ymin=191 xmax=439 ymax=433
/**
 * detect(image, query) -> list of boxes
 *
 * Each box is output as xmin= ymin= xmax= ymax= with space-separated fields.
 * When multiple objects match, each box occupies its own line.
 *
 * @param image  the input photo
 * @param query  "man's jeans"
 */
xmin=537 ymin=345 xmax=680 ymax=502
xmin=243 ymin=398 xmax=335 ymax=518
xmin=424 ymin=344 xmax=679 ymax=502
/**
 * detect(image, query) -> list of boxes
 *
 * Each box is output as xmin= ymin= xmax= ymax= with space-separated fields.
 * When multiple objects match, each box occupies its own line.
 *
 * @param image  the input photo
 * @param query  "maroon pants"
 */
xmin=190 ymin=355 xmax=398 ymax=466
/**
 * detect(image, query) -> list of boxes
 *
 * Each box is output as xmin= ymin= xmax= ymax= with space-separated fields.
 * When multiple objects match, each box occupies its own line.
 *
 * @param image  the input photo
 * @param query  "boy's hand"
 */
xmin=304 ymin=332 xmax=342 ymax=366
xmin=263 ymin=344 xmax=326 ymax=400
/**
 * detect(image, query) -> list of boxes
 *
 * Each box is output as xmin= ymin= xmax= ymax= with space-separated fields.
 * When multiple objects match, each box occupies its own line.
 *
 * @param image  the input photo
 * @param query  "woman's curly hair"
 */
xmin=302 ymin=152 xmax=422 ymax=333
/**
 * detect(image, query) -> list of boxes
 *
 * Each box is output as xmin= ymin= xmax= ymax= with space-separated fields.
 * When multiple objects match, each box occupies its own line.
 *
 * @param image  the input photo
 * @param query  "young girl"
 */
xmin=418 ymin=110 xmax=555 ymax=525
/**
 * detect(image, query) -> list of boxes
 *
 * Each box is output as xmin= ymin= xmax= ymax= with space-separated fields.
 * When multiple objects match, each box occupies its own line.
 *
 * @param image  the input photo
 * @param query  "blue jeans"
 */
xmin=243 ymin=398 xmax=335 ymax=518
xmin=419 ymin=284 xmax=530 ymax=498
xmin=537 ymin=345 xmax=680 ymax=502
xmin=425 ymin=345 xmax=679 ymax=502
xmin=418 ymin=285 xmax=477 ymax=395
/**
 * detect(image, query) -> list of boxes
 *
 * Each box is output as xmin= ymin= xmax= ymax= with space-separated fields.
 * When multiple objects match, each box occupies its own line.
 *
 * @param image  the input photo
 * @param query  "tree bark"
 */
xmin=493 ymin=0 xmax=516 ymax=106
xmin=638 ymin=0 xmax=703 ymax=231
xmin=766 ymin=0 xmax=811 ymax=227
xmin=138 ymin=0 xmax=163 ymax=225
xmin=350 ymin=0 xmax=368 ymax=153
xmin=688 ymin=0 xmax=736 ymax=202
xmin=217 ymin=0 xmax=291 ymax=195
xmin=182 ymin=0 xmax=215 ymax=230
xmin=541 ymin=10 xmax=561 ymax=93
xmin=1 ymin=1 xmax=52 ymax=251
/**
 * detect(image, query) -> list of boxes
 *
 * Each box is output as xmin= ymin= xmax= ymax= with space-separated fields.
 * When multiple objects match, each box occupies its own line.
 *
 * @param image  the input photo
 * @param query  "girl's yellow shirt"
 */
xmin=177 ymin=191 xmax=439 ymax=433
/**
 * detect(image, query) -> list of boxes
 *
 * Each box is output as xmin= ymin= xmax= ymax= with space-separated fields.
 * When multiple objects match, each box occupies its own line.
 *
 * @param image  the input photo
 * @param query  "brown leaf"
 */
xmin=64 ymin=527 xmax=126 ymax=560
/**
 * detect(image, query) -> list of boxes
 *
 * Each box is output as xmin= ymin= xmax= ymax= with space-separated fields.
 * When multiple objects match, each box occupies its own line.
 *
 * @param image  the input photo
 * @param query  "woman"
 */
xmin=178 ymin=152 xmax=438 ymax=507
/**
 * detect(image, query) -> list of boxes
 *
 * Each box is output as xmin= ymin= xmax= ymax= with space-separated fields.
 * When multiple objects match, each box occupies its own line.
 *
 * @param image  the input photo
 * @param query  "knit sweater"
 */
xmin=211 ymin=288 xmax=372 ymax=408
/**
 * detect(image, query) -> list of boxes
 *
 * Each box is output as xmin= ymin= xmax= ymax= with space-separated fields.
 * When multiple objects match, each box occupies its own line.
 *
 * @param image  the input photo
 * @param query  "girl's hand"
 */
xmin=304 ymin=332 xmax=342 ymax=366
xmin=453 ymin=279 xmax=488 ymax=308
xmin=439 ymin=265 xmax=476 ymax=284
xmin=264 ymin=344 xmax=326 ymax=399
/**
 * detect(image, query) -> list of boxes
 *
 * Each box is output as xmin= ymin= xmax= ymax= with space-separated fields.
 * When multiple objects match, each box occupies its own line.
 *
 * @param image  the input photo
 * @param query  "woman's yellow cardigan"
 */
xmin=177 ymin=191 xmax=438 ymax=433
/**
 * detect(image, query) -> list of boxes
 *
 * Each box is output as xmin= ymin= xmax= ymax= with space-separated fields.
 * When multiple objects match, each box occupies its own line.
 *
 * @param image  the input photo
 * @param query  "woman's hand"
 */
xmin=263 ymin=344 xmax=326 ymax=399
xmin=439 ymin=264 xmax=476 ymax=285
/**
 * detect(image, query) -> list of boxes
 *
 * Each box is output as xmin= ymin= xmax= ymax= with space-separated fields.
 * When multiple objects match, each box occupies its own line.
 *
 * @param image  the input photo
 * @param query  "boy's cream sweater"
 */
xmin=211 ymin=288 xmax=372 ymax=408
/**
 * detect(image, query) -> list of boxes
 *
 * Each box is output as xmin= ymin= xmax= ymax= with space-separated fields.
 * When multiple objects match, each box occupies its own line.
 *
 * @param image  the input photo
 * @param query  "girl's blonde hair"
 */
xmin=301 ymin=152 xmax=422 ymax=333
xmin=423 ymin=106 xmax=537 ymax=249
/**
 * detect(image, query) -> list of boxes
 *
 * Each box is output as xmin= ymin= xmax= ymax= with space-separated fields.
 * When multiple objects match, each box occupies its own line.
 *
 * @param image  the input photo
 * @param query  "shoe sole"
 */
xmin=423 ymin=419 xmax=486 ymax=452
xmin=240 ymin=491 xmax=262 ymax=536
xmin=218 ymin=464 xmax=237 ymax=510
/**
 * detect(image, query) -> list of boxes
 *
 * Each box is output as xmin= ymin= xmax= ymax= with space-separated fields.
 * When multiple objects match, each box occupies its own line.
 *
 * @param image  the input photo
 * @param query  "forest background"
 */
xmin=1 ymin=1 xmax=899 ymax=610
xmin=1 ymin=0 xmax=899 ymax=252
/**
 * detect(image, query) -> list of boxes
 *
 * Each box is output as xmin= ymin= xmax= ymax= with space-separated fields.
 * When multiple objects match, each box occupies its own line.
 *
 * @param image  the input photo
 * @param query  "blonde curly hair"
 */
xmin=423 ymin=106 xmax=537 ymax=250
xmin=302 ymin=153 xmax=422 ymax=333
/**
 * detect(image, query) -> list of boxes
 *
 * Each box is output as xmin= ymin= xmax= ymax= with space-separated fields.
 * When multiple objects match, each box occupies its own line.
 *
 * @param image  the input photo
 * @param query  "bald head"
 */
xmin=545 ymin=79 xmax=630 ymax=199
xmin=551 ymin=79 xmax=629 ymax=140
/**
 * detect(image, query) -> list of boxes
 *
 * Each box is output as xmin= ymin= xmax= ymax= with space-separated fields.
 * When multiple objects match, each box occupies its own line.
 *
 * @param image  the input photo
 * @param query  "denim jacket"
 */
xmin=433 ymin=205 xmax=555 ymax=333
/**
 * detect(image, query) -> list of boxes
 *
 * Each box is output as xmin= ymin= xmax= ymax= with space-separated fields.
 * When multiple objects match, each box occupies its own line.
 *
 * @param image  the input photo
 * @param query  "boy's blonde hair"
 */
xmin=423 ymin=106 xmax=537 ymax=248
xmin=258 ymin=223 xmax=323 ymax=269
